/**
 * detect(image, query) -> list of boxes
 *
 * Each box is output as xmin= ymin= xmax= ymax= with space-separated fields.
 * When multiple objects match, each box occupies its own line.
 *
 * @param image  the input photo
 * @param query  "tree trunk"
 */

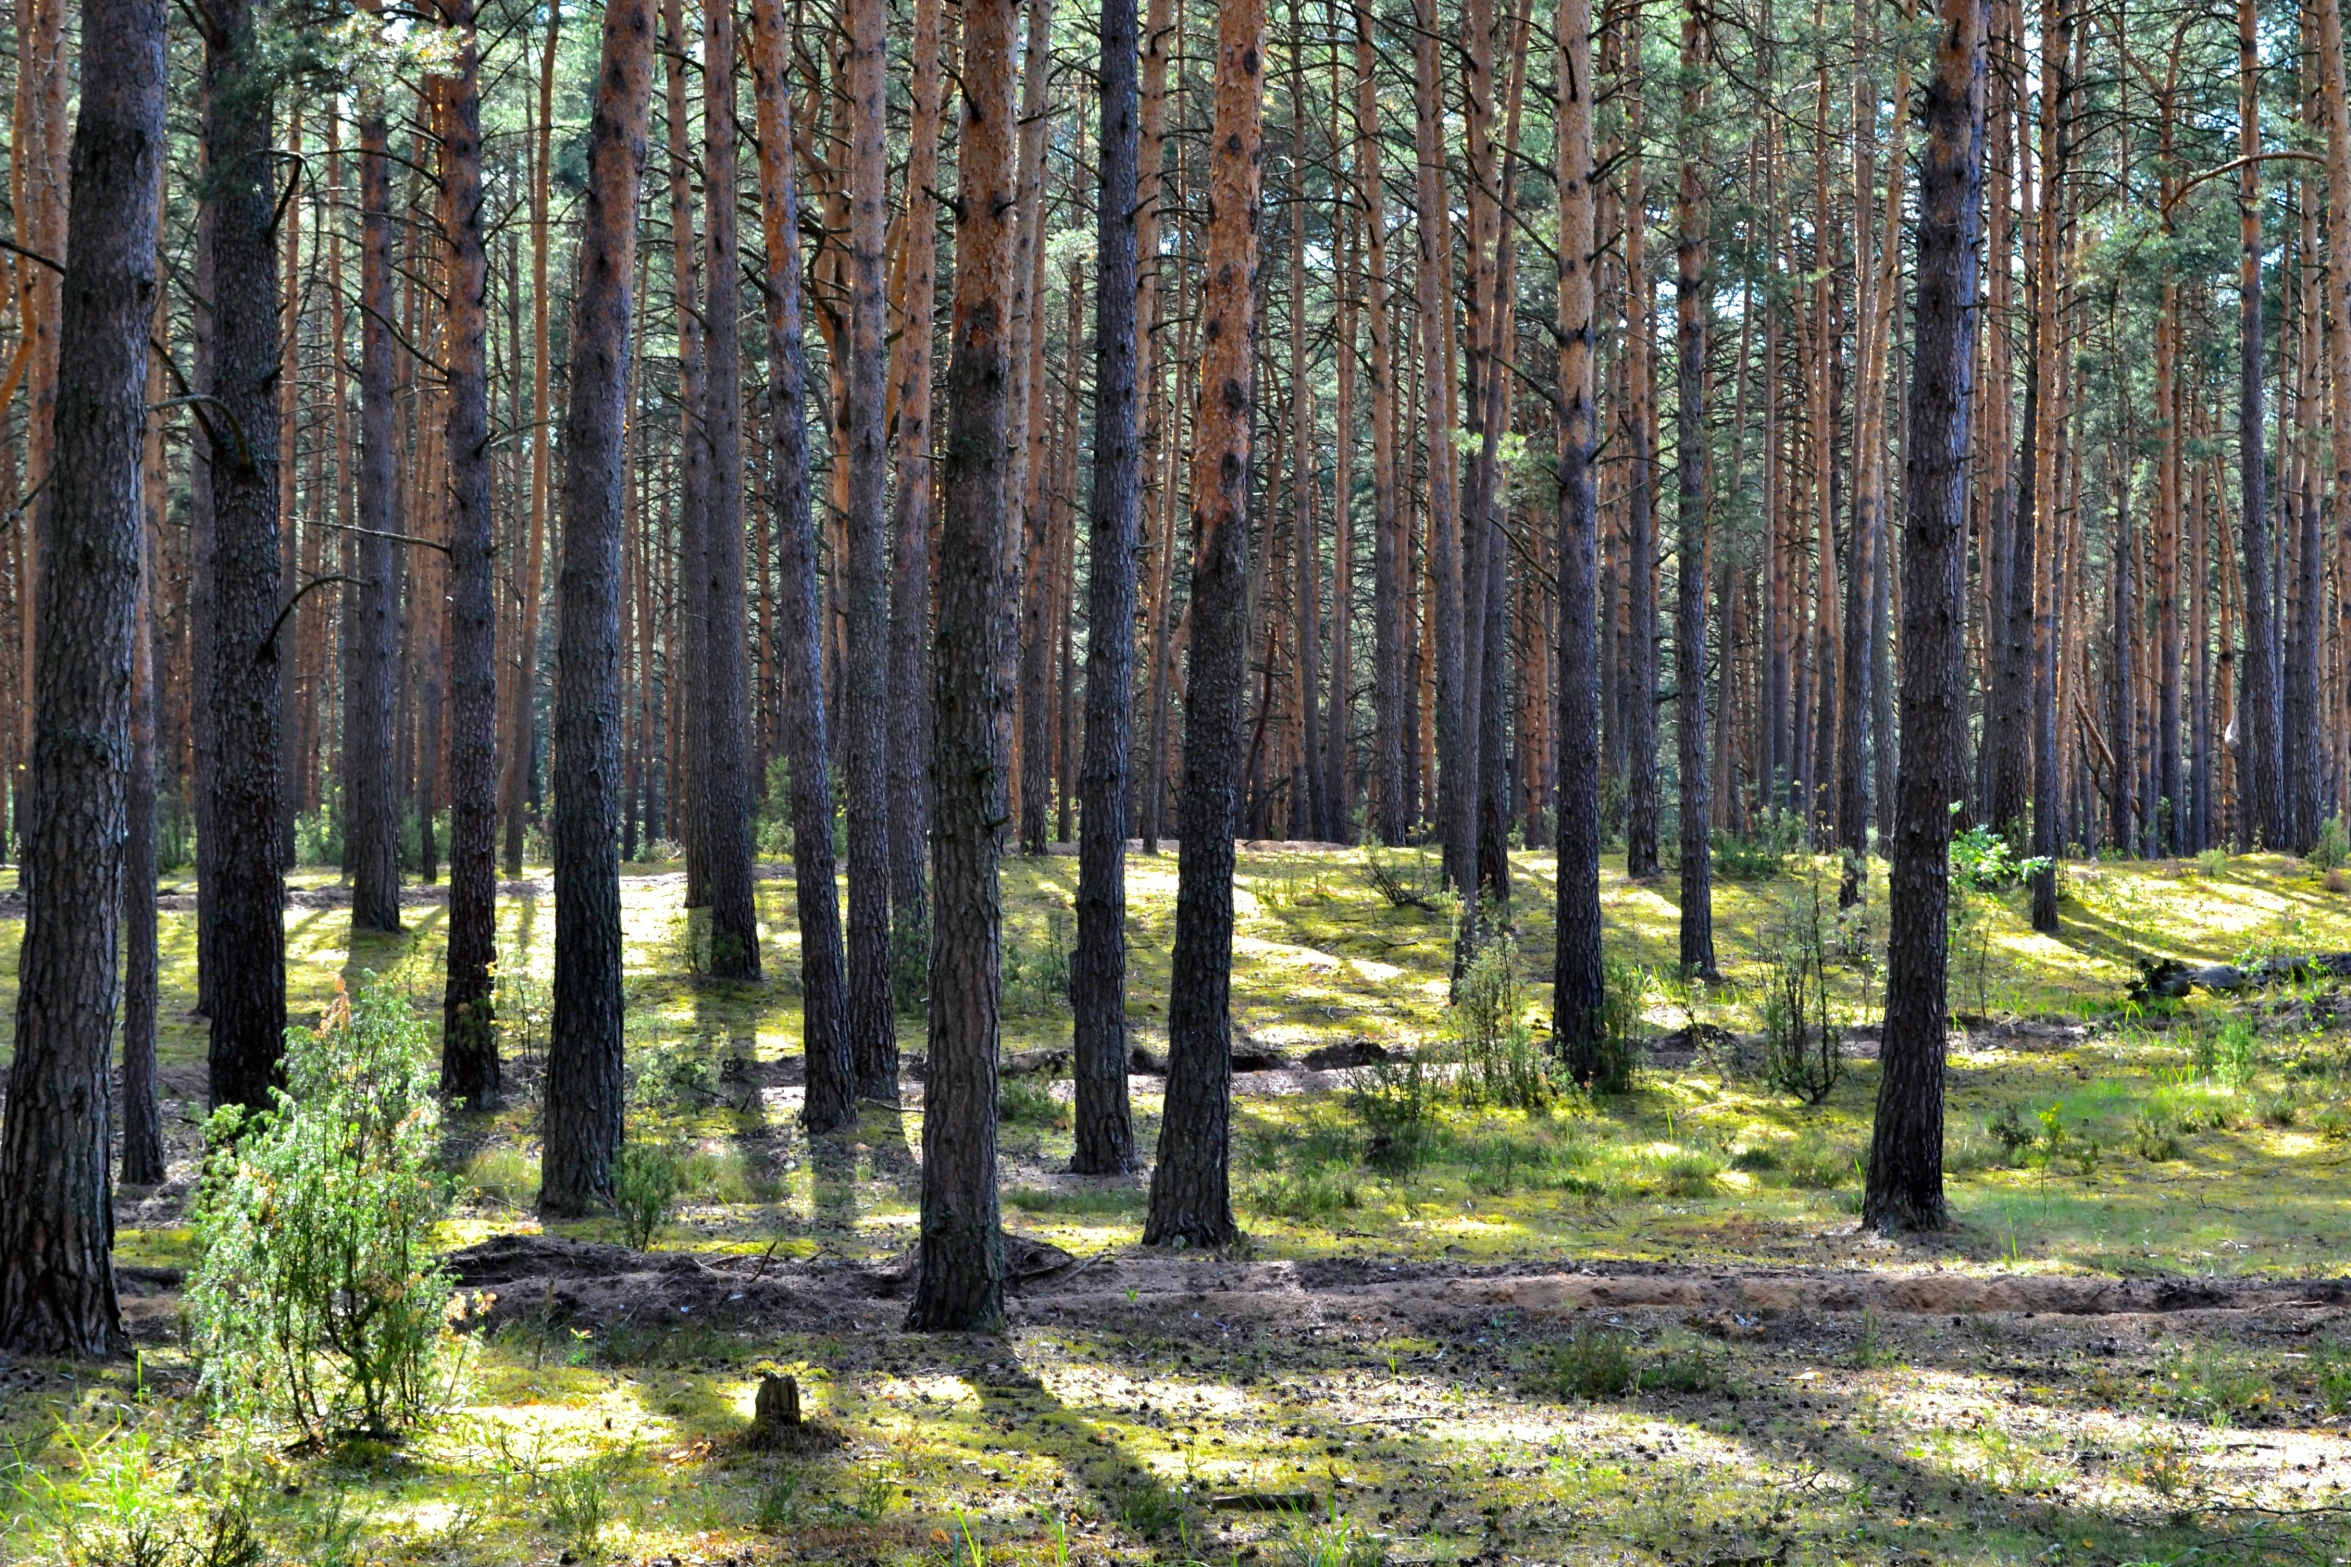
xmin=122 ymin=229 xmax=168 ymax=1190
xmin=663 ymin=0 xmax=710 ymax=910
xmin=1070 ymin=0 xmax=1143 ymax=1176
xmin=200 ymin=0 xmax=288 ymax=1113
xmin=1144 ymin=0 xmax=1262 ymax=1252
xmin=2026 ymin=0 xmax=2066 ymax=933
xmin=1673 ymin=0 xmax=1714 ymax=975
xmin=441 ymin=0 xmax=501 ymax=1105
xmin=908 ymin=0 xmax=1019 ymax=1333
xmin=1620 ymin=19 xmax=1659 ymax=879
xmin=0 ymin=0 xmax=163 ymax=1355
xmin=886 ymin=0 xmax=944 ymax=959
xmin=542 ymin=0 xmax=655 ymax=1215
xmin=502 ymin=1 xmax=560 ymax=877
xmin=347 ymin=14 xmax=402 ymax=935
xmin=1357 ymin=1 xmax=1404 ymax=847
xmin=700 ymin=0 xmax=760 ymax=980
xmin=841 ymin=0 xmax=896 ymax=1085
xmin=1863 ymin=0 xmax=1984 ymax=1235
xmin=2237 ymin=0 xmax=2284 ymax=852
xmin=1553 ymin=0 xmax=1604 ymax=1079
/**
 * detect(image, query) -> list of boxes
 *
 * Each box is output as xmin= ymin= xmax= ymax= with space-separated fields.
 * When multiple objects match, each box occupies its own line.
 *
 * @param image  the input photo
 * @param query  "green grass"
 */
xmin=8 ymin=845 xmax=2351 ymax=1564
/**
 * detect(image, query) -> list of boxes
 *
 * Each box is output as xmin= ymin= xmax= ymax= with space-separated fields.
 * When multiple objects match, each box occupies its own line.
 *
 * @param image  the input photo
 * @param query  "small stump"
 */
xmin=746 ymin=1373 xmax=841 ymax=1453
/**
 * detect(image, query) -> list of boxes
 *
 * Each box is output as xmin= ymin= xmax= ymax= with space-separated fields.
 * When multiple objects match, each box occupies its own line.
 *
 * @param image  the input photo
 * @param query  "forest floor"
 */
xmin=5 ymin=840 xmax=2351 ymax=1565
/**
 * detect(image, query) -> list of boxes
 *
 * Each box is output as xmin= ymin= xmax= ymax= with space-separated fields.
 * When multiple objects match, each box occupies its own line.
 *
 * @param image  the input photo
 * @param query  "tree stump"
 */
xmin=754 ymin=1372 xmax=801 ymax=1433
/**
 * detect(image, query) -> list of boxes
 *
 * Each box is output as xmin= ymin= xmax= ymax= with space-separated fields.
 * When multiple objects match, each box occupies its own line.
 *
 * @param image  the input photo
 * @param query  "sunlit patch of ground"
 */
xmin=4 ymin=845 xmax=2351 ymax=1562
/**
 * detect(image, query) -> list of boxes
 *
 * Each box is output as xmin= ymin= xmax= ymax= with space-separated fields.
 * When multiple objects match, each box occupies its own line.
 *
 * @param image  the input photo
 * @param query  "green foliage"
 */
xmin=293 ymin=807 xmax=343 ymax=868
xmin=1758 ymin=879 xmax=1844 ymax=1105
xmin=1542 ymin=1326 xmax=1639 ymax=1398
xmin=2309 ymin=815 xmax=2351 ymax=871
xmin=1950 ymin=815 xmax=2054 ymax=890
xmin=998 ymin=1076 xmax=1070 ymax=1128
xmin=1003 ymin=912 xmax=1073 ymax=1016
xmin=613 ymin=1142 xmax=682 ymax=1250
xmin=890 ymin=913 xmax=929 ymax=1015
xmin=1711 ymin=811 xmax=1802 ymax=881
xmin=755 ymin=756 xmax=795 ymax=859
xmin=1350 ymin=1051 xmax=1438 ymax=1172
xmin=2195 ymin=847 xmax=2231 ymax=878
xmin=1357 ymin=844 xmax=1443 ymax=909
xmin=1444 ymin=914 xmax=1552 ymax=1110
xmin=187 ymin=977 xmax=463 ymax=1441
xmin=543 ymin=1454 xmax=623 ymax=1553
xmin=2192 ymin=1018 xmax=2258 ymax=1090
xmin=1284 ymin=1501 xmax=1389 ymax=1567
xmin=1584 ymin=957 xmax=1648 ymax=1095
xmin=1244 ymin=1167 xmax=1362 ymax=1221
xmin=2131 ymin=1104 xmax=2186 ymax=1162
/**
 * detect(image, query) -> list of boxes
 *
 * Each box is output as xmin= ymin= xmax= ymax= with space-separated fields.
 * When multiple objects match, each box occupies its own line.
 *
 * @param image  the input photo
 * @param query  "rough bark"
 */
xmin=543 ymin=0 xmax=655 ymax=1215
xmin=886 ymin=0 xmax=944 ymax=953
xmin=1672 ymin=0 xmax=1714 ymax=976
xmin=701 ymin=0 xmax=760 ymax=980
xmin=1357 ymin=1 xmax=1404 ymax=847
xmin=0 ymin=0 xmax=163 ymax=1355
xmin=346 ymin=21 xmax=402 ymax=935
xmin=1620 ymin=22 xmax=1660 ymax=880
xmin=200 ymin=0 xmax=288 ymax=1113
xmin=748 ymin=0 xmax=856 ymax=1132
xmin=502 ymin=1 xmax=560 ymax=877
xmin=909 ymin=0 xmax=1018 ymax=1332
xmin=122 ymin=238 xmax=168 ymax=1190
xmin=1070 ymin=0 xmax=1142 ymax=1176
xmin=1144 ymin=0 xmax=1262 ymax=1252
xmin=663 ymin=0 xmax=710 ymax=909
xmin=842 ymin=0 xmax=896 ymax=1088
xmin=1864 ymin=0 xmax=1984 ymax=1235
xmin=2236 ymin=0 xmax=2284 ymax=852
xmin=1412 ymin=0 xmax=1468 ymax=895
xmin=441 ymin=0 xmax=501 ymax=1106
xmin=1553 ymin=0 xmax=1604 ymax=1078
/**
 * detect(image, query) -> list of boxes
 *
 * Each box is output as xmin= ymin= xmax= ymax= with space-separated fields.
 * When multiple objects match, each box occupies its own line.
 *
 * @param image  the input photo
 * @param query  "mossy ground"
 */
xmin=5 ymin=843 xmax=2351 ymax=1565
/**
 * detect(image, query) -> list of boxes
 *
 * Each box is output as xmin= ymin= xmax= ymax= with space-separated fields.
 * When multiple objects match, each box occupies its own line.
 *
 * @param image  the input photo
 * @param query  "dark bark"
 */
xmin=441 ymin=0 xmax=501 ymax=1106
xmin=701 ymin=0 xmax=760 ymax=980
xmin=123 ymin=377 xmax=164 ymax=1188
xmin=2109 ymin=471 xmax=2136 ymax=851
xmin=543 ymin=0 xmax=655 ymax=1216
xmin=1144 ymin=0 xmax=1261 ymax=1252
xmin=1864 ymin=0 xmax=1984 ymax=1236
xmin=663 ymin=0 xmax=710 ymax=910
xmin=1552 ymin=0 xmax=1604 ymax=1079
xmin=1672 ymin=0 xmax=1713 ymax=976
xmin=1412 ymin=0 xmax=1467 ymax=897
xmin=2237 ymin=0 xmax=2285 ymax=853
xmin=1070 ymin=0 xmax=1142 ymax=1177
xmin=201 ymin=0 xmax=288 ymax=1113
xmin=908 ymin=0 xmax=1019 ymax=1334
xmin=0 ymin=0 xmax=164 ymax=1355
xmin=346 ymin=61 xmax=402 ymax=935
xmin=748 ymin=0 xmax=855 ymax=1133
xmin=887 ymin=0 xmax=944 ymax=959
xmin=843 ymin=0 xmax=897 ymax=1095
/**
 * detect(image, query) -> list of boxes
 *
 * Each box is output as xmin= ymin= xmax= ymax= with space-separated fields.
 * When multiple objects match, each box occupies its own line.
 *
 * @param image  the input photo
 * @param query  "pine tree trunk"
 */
xmin=1621 ymin=22 xmax=1660 ymax=879
xmin=1070 ymin=0 xmax=1143 ymax=1176
xmin=886 ymin=0 xmax=944 ymax=953
xmin=1357 ymin=0 xmax=1404 ymax=847
xmin=122 ymin=241 xmax=168 ymax=1190
xmin=441 ymin=0 xmax=501 ymax=1105
xmin=502 ymin=2 xmax=560 ymax=877
xmin=1672 ymin=0 xmax=1714 ymax=975
xmin=1863 ymin=0 xmax=1984 ymax=1235
xmin=347 ymin=22 xmax=402 ymax=935
xmin=0 ymin=0 xmax=163 ymax=1354
xmin=663 ymin=0 xmax=711 ymax=910
xmin=200 ymin=0 xmax=288 ymax=1112
xmin=841 ymin=0 xmax=897 ymax=1084
xmin=1553 ymin=0 xmax=1605 ymax=1077
xmin=2237 ymin=0 xmax=2284 ymax=852
xmin=543 ymin=0 xmax=655 ymax=1215
xmin=699 ymin=0 xmax=760 ymax=980
xmin=1144 ymin=0 xmax=1262 ymax=1252
xmin=909 ymin=0 xmax=1020 ymax=1332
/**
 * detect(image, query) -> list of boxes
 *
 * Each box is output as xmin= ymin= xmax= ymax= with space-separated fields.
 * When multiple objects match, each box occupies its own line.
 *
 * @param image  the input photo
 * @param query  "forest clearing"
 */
xmin=8 ymin=845 xmax=2351 ymax=1565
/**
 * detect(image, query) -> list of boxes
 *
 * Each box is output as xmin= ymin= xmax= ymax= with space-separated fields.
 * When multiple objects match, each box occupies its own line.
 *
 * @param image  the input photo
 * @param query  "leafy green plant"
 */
xmin=1986 ymin=1101 xmax=2036 ymax=1161
xmin=1712 ymin=812 xmax=1801 ymax=881
xmin=1445 ymin=912 xmax=1551 ymax=1109
xmin=188 ymin=976 xmax=464 ymax=1441
xmin=1243 ymin=1168 xmax=1362 ymax=1220
xmin=1759 ymin=878 xmax=1843 ymax=1105
xmin=1570 ymin=957 xmax=1647 ymax=1095
xmin=2193 ymin=1018 xmax=2258 ymax=1090
xmin=544 ymin=1454 xmax=622 ymax=1554
xmin=1652 ymin=1149 xmax=1724 ymax=1197
xmin=1004 ymin=913 xmax=1073 ymax=1016
xmin=614 ymin=1141 xmax=682 ymax=1250
xmin=1351 ymin=1052 xmax=1437 ymax=1172
xmin=1543 ymin=1326 xmax=1639 ymax=1398
xmin=2308 ymin=814 xmax=2350 ymax=872
xmin=2130 ymin=1104 xmax=2184 ymax=1162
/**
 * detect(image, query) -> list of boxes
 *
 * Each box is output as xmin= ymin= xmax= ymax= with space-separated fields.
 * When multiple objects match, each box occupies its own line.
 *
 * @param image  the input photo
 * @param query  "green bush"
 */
xmin=1446 ymin=915 xmax=1551 ymax=1109
xmin=1544 ymin=1326 xmax=1639 ymax=1398
xmin=1712 ymin=811 xmax=1801 ymax=881
xmin=614 ymin=1142 xmax=682 ymax=1250
xmin=998 ymin=1076 xmax=1069 ymax=1128
xmin=1570 ymin=957 xmax=1647 ymax=1095
xmin=188 ymin=977 xmax=463 ymax=1441
xmin=2309 ymin=815 xmax=2350 ymax=872
xmin=1759 ymin=879 xmax=1844 ymax=1105
xmin=1003 ymin=912 xmax=1073 ymax=1016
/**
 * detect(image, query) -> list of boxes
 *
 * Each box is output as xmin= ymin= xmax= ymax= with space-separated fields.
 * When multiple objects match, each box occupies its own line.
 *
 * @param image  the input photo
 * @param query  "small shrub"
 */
xmin=1466 ymin=1135 xmax=1552 ymax=1195
xmin=1986 ymin=1101 xmax=2036 ymax=1161
xmin=1544 ymin=1326 xmax=1639 ymax=1398
xmin=1759 ymin=879 xmax=1843 ymax=1105
xmin=2314 ymin=1100 xmax=2351 ymax=1142
xmin=1848 ymin=1307 xmax=1894 ymax=1368
xmin=1244 ymin=1169 xmax=1361 ymax=1221
xmin=752 ymin=1465 xmax=811 ymax=1532
xmin=2309 ymin=815 xmax=2351 ymax=872
xmin=1652 ymin=1150 xmax=1724 ymax=1198
xmin=2254 ymin=1088 xmax=2302 ymax=1127
xmin=1004 ymin=913 xmax=1073 ymax=1016
xmin=1643 ymin=1334 xmax=1727 ymax=1393
xmin=188 ymin=977 xmax=463 ymax=1441
xmin=614 ymin=1141 xmax=682 ymax=1250
xmin=1712 ymin=813 xmax=1800 ymax=881
xmin=1727 ymin=1143 xmax=1781 ymax=1173
xmin=998 ymin=1077 xmax=1070 ymax=1128
xmin=1285 ymin=1502 xmax=1389 ymax=1567
xmin=1352 ymin=1053 xmax=1438 ymax=1172
xmin=1566 ymin=958 xmax=1647 ymax=1094
xmin=2130 ymin=1105 xmax=2184 ymax=1162
xmin=1446 ymin=914 xmax=1552 ymax=1109
xmin=2195 ymin=1018 xmax=2258 ymax=1090
xmin=544 ymin=1454 xmax=622 ymax=1553
xmin=1781 ymin=1133 xmax=1856 ymax=1190
xmin=2195 ymin=847 xmax=2231 ymax=878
